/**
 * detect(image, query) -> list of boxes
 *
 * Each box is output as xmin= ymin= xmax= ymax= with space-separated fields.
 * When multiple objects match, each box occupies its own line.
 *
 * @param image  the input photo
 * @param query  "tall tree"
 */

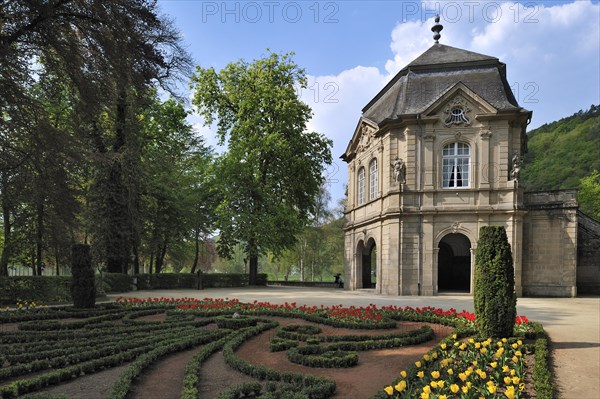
xmin=139 ymin=94 xmax=214 ymax=274
xmin=1 ymin=0 xmax=191 ymax=274
xmin=191 ymin=52 xmax=332 ymax=284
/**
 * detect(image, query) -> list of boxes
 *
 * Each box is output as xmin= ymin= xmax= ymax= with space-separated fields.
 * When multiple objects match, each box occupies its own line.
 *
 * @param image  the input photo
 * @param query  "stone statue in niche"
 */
xmin=510 ymin=154 xmax=522 ymax=181
xmin=392 ymin=157 xmax=406 ymax=184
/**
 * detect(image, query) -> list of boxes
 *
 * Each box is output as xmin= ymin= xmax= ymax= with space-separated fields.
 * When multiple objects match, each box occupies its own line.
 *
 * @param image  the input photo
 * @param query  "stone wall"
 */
xmin=577 ymin=212 xmax=600 ymax=295
xmin=522 ymin=190 xmax=578 ymax=297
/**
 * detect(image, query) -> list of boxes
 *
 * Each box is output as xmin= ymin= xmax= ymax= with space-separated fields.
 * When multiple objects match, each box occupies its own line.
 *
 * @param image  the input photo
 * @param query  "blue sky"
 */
xmin=158 ymin=0 xmax=600 ymax=206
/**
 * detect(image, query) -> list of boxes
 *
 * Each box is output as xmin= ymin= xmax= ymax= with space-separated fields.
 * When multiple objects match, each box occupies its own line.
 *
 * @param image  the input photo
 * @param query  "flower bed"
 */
xmin=0 ymin=297 xmax=550 ymax=399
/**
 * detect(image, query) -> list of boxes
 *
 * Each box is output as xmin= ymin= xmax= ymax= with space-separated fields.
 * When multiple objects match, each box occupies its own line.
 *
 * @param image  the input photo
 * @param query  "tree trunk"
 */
xmin=149 ymin=252 xmax=154 ymax=274
xmin=155 ymin=241 xmax=167 ymax=274
xmin=191 ymin=228 xmax=200 ymax=273
xmin=247 ymin=238 xmax=258 ymax=285
xmin=0 ymin=172 xmax=12 ymax=276
xmin=55 ymin=244 xmax=60 ymax=276
xmin=36 ymin=199 xmax=44 ymax=276
xmin=249 ymin=254 xmax=258 ymax=285
xmin=132 ymin=242 xmax=140 ymax=275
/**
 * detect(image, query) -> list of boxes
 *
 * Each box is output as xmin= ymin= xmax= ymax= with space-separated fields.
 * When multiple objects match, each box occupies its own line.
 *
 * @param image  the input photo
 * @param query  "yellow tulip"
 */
xmin=395 ymin=380 xmax=407 ymax=393
xmin=439 ymin=395 xmax=447 ymax=399
xmin=417 ymin=371 xmax=424 ymax=378
xmin=490 ymin=361 xmax=497 ymax=368
xmin=441 ymin=343 xmax=447 ymax=350
xmin=512 ymin=376 xmax=520 ymax=385
xmin=415 ymin=361 xmax=422 ymax=368
xmin=400 ymin=370 xmax=407 ymax=378
xmin=450 ymin=384 xmax=460 ymax=394
xmin=420 ymin=393 xmax=429 ymax=399
xmin=438 ymin=380 xmax=445 ymax=388
xmin=502 ymin=365 xmax=510 ymax=373
xmin=459 ymin=373 xmax=467 ymax=382
xmin=384 ymin=386 xmax=394 ymax=396
xmin=487 ymin=383 xmax=497 ymax=394
xmin=423 ymin=354 xmax=430 ymax=361
xmin=504 ymin=376 xmax=512 ymax=384
xmin=447 ymin=368 xmax=454 ymax=375
xmin=430 ymin=381 xmax=438 ymax=389
xmin=423 ymin=386 xmax=431 ymax=394
xmin=431 ymin=370 xmax=440 ymax=379
xmin=461 ymin=385 xmax=469 ymax=393
xmin=504 ymin=386 xmax=516 ymax=399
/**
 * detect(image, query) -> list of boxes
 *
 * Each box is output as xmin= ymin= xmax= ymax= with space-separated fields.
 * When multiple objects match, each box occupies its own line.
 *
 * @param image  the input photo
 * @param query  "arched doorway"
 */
xmin=438 ymin=233 xmax=471 ymax=292
xmin=361 ymin=239 xmax=377 ymax=289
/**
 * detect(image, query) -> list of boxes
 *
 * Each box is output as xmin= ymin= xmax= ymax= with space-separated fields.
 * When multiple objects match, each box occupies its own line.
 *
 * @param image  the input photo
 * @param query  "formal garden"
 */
xmin=0 ymin=295 xmax=551 ymax=399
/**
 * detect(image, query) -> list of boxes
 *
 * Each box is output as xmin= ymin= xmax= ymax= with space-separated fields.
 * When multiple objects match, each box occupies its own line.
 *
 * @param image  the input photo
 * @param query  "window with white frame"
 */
xmin=442 ymin=142 xmax=470 ymax=188
xmin=357 ymin=167 xmax=365 ymax=204
xmin=369 ymin=158 xmax=378 ymax=200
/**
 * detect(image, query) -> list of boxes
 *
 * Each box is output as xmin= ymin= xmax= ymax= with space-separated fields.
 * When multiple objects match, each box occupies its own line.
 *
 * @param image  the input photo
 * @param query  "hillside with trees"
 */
xmin=521 ymin=105 xmax=600 ymax=219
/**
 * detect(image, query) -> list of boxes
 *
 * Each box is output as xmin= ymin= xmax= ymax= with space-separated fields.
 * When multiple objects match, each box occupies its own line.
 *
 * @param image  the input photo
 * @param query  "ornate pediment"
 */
xmin=422 ymin=82 xmax=498 ymax=127
xmin=357 ymin=124 xmax=377 ymax=152
xmin=342 ymin=118 xmax=379 ymax=161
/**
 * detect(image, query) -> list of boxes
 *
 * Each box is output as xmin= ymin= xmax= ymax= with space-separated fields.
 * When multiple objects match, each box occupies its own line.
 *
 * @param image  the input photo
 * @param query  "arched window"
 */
xmin=369 ymin=159 xmax=378 ymax=200
xmin=442 ymin=142 xmax=470 ymax=188
xmin=357 ymin=167 xmax=365 ymax=204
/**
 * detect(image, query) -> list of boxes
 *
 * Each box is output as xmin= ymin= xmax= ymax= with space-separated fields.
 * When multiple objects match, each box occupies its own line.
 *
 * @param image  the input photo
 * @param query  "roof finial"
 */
xmin=431 ymin=15 xmax=443 ymax=43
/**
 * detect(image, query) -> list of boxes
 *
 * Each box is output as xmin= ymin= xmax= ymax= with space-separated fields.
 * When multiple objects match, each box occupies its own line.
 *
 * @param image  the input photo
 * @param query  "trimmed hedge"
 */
xmin=0 ymin=276 xmax=72 ymax=305
xmin=0 ymin=273 xmax=267 ymax=304
xmin=287 ymin=346 xmax=359 ymax=368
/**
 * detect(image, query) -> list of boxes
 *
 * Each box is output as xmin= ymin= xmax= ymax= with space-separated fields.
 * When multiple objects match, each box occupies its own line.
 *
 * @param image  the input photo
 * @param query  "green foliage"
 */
xmin=287 ymin=346 xmax=359 ymax=368
xmin=0 ymin=276 xmax=72 ymax=305
xmin=101 ymin=273 xmax=131 ymax=293
xmin=191 ymin=51 xmax=332 ymax=284
xmin=522 ymin=106 xmax=600 ymax=215
xmin=578 ymin=170 xmax=600 ymax=219
xmin=473 ymin=226 xmax=516 ymax=338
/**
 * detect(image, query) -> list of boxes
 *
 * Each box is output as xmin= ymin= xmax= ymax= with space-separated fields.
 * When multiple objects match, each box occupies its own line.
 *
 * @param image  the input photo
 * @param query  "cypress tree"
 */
xmin=473 ymin=226 xmax=516 ymax=337
xmin=71 ymin=244 xmax=96 ymax=308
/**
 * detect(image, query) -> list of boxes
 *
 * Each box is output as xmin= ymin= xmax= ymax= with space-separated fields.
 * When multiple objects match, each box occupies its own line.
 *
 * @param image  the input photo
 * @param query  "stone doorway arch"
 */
xmin=438 ymin=233 xmax=471 ymax=292
xmin=361 ymin=238 xmax=377 ymax=289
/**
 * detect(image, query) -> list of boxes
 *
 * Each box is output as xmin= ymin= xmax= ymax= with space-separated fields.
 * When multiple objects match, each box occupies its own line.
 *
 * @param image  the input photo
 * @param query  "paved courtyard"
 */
xmin=109 ymin=286 xmax=600 ymax=399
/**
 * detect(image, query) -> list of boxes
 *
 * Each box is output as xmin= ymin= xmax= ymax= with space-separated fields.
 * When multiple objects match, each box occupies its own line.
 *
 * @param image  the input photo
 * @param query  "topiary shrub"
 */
xmin=71 ymin=244 xmax=95 ymax=309
xmin=473 ymin=226 xmax=516 ymax=337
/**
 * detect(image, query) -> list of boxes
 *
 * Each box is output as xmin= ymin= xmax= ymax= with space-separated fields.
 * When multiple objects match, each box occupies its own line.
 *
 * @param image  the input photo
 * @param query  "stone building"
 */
xmin=341 ymin=20 xmax=600 ymax=297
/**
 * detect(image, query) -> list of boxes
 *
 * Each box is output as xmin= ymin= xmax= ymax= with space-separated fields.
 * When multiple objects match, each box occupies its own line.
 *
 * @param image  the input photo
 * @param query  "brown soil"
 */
xmin=37 ymin=364 xmax=130 ymax=399
xmin=20 ymin=317 xmax=451 ymax=399
xmin=235 ymin=317 xmax=452 ymax=399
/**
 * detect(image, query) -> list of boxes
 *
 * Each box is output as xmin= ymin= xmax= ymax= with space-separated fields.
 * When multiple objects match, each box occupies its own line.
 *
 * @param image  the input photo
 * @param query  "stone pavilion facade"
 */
xmin=341 ymin=31 xmax=599 ymax=297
